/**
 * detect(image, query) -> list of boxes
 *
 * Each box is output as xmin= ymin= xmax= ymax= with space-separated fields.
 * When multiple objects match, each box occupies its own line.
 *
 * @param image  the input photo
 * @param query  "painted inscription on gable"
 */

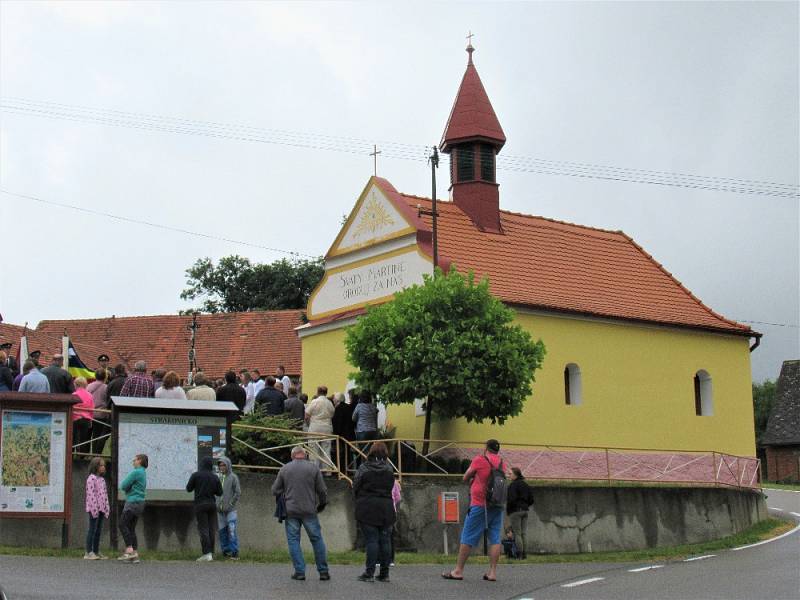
xmin=309 ymin=249 xmax=432 ymax=318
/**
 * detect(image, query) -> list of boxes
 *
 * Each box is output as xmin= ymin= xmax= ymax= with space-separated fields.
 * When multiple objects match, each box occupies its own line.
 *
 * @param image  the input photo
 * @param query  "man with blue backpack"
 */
xmin=442 ymin=439 xmax=507 ymax=582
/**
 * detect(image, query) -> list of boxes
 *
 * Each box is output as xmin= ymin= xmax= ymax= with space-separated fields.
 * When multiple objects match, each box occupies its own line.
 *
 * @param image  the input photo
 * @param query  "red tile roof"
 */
xmin=0 ymin=323 xmax=124 ymax=370
xmin=440 ymin=51 xmax=506 ymax=151
xmin=400 ymin=194 xmax=753 ymax=336
xmin=31 ymin=310 xmax=304 ymax=377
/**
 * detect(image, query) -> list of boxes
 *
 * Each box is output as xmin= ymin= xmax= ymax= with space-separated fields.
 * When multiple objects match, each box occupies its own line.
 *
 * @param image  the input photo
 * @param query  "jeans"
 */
xmin=218 ymin=511 xmax=239 ymax=556
xmin=195 ymin=504 xmax=217 ymax=555
xmin=119 ymin=502 xmax=144 ymax=549
xmin=509 ymin=510 xmax=529 ymax=554
xmin=86 ymin=514 xmax=104 ymax=554
xmin=284 ymin=516 xmax=328 ymax=575
xmin=360 ymin=522 xmax=391 ymax=577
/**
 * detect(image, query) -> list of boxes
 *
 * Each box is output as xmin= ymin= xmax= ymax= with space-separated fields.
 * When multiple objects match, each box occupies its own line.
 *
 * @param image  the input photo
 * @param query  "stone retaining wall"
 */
xmin=0 ymin=461 xmax=768 ymax=554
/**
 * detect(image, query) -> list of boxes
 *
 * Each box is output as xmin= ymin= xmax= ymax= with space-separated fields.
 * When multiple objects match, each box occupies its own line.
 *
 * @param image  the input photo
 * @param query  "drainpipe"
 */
xmin=749 ymin=334 xmax=762 ymax=353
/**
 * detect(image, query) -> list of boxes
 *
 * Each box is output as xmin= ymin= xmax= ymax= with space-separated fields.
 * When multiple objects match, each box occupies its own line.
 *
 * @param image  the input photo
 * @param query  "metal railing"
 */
xmin=71 ymin=421 xmax=761 ymax=489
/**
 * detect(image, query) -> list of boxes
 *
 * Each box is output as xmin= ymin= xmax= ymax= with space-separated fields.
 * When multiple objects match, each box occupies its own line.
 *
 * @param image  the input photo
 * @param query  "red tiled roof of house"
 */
xmin=34 ymin=310 xmax=304 ymax=378
xmin=402 ymin=195 xmax=753 ymax=336
xmin=0 ymin=322 xmax=124 ymax=370
xmin=440 ymin=48 xmax=506 ymax=151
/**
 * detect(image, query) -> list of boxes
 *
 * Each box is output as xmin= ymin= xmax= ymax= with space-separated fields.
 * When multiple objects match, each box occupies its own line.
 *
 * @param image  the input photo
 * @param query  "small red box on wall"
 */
xmin=437 ymin=491 xmax=460 ymax=523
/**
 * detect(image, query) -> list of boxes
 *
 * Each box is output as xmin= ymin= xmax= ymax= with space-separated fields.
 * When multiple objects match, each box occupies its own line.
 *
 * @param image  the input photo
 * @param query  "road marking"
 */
xmin=562 ymin=577 xmax=605 ymax=588
xmin=732 ymin=522 xmax=800 ymax=551
xmin=790 ymin=512 xmax=800 ymax=518
xmin=763 ymin=487 xmax=800 ymax=494
xmin=683 ymin=554 xmax=716 ymax=562
xmin=770 ymin=507 xmax=784 ymax=511
xmin=628 ymin=565 xmax=664 ymax=572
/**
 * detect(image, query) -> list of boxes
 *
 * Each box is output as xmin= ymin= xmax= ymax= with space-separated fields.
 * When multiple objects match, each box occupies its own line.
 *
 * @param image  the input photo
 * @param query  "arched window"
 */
xmin=564 ymin=363 xmax=582 ymax=406
xmin=694 ymin=370 xmax=713 ymax=416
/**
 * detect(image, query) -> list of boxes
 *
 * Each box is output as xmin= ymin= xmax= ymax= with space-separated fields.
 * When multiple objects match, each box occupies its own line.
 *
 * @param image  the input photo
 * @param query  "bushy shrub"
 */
xmin=229 ymin=411 xmax=304 ymax=466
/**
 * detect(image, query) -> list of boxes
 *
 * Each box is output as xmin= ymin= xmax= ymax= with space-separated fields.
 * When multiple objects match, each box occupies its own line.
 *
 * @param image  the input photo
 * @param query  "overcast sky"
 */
xmin=1 ymin=1 xmax=797 ymax=382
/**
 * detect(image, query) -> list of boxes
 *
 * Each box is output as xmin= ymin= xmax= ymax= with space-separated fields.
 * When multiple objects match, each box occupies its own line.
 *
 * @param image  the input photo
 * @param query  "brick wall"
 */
xmin=765 ymin=446 xmax=800 ymax=483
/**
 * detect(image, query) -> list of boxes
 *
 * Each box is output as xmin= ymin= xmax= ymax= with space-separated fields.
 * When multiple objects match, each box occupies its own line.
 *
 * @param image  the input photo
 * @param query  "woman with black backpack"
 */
xmin=506 ymin=467 xmax=534 ymax=559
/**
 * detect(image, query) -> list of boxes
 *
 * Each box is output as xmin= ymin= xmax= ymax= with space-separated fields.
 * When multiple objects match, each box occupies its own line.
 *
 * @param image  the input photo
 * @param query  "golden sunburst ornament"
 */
xmin=352 ymin=194 xmax=395 ymax=239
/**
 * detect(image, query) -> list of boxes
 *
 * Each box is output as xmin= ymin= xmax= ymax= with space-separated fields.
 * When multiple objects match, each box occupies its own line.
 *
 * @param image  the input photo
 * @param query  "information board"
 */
xmin=117 ymin=412 xmax=227 ymax=501
xmin=0 ymin=410 xmax=67 ymax=513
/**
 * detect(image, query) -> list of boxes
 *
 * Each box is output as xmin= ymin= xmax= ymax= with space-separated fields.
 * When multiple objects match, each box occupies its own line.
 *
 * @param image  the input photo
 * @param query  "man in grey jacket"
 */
xmin=216 ymin=457 xmax=241 ymax=559
xmin=271 ymin=446 xmax=330 ymax=581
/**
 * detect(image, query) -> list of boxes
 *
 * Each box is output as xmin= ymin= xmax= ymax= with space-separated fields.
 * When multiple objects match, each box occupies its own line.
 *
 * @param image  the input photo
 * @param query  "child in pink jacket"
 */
xmin=85 ymin=457 xmax=110 ymax=559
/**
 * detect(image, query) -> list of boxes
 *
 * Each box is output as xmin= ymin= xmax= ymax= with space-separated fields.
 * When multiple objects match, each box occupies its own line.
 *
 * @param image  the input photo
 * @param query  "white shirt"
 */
xmin=278 ymin=375 xmax=291 ymax=395
xmin=243 ymin=381 xmax=256 ymax=414
xmin=253 ymin=378 xmax=265 ymax=398
xmin=305 ymin=395 xmax=335 ymax=433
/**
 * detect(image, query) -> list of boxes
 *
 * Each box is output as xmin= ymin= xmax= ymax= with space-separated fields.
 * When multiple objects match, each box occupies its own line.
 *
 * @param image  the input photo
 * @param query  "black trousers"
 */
xmin=119 ymin=502 xmax=144 ymax=549
xmin=195 ymin=504 xmax=217 ymax=555
xmin=72 ymin=418 xmax=91 ymax=453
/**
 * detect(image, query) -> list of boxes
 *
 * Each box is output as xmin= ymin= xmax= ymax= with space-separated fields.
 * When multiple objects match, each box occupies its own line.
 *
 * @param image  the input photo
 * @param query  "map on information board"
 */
xmin=118 ymin=413 xmax=227 ymax=501
xmin=0 ymin=410 xmax=67 ymax=513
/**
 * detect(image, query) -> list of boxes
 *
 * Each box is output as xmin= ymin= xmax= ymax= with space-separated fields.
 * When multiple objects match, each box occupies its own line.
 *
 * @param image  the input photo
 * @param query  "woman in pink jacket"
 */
xmin=85 ymin=457 xmax=110 ymax=559
xmin=71 ymin=377 xmax=95 ymax=453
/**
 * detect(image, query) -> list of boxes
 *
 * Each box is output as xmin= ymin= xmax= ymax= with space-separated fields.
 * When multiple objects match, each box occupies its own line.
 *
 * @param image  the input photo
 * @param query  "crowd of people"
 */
xmin=3 ymin=348 xmax=537 ymax=583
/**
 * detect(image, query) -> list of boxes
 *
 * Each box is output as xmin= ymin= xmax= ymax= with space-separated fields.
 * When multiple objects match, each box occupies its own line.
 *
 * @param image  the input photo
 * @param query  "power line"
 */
xmin=2 ymin=97 xmax=797 ymax=198
xmin=0 ymin=189 xmax=317 ymax=258
xmin=735 ymin=320 xmax=800 ymax=329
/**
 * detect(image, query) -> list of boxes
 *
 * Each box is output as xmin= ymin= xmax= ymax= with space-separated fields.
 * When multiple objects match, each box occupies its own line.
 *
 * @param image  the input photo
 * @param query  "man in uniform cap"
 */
xmin=97 ymin=354 xmax=110 ymax=370
xmin=29 ymin=350 xmax=42 ymax=369
xmin=0 ymin=343 xmax=18 ymax=378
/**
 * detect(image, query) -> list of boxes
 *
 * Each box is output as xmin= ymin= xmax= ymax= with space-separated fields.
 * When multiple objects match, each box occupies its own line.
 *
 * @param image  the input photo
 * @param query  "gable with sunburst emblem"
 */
xmin=331 ymin=183 xmax=415 ymax=257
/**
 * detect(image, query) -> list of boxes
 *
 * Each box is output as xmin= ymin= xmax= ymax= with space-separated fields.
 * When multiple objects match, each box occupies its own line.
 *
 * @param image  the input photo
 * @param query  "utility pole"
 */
xmin=418 ymin=145 xmax=440 ymax=273
xmin=188 ymin=312 xmax=200 ymax=381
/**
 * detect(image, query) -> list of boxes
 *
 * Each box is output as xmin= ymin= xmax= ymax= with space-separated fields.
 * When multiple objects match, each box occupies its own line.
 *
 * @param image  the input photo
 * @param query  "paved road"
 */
xmin=1 ymin=489 xmax=797 ymax=600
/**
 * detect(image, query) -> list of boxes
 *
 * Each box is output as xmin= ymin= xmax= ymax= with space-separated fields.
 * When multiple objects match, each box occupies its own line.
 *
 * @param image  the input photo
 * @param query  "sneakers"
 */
xmin=357 ymin=573 xmax=375 ymax=582
xmin=376 ymin=574 xmax=390 ymax=583
xmin=290 ymin=573 xmax=306 ymax=581
xmin=228 ymin=554 xmax=240 ymax=561
xmin=96 ymin=553 xmax=109 ymax=560
xmin=117 ymin=551 xmax=138 ymax=562
xmin=195 ymin=553 xmax=213 ymax=562
xmin=83 ymin=552 xmax=98 ymax=560
xmin=319 ymin=572 xmax=330 ymax=581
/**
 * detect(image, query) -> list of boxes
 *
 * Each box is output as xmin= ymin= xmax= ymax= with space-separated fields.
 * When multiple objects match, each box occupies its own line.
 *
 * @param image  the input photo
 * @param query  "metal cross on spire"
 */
xmin=370 ymin=144 xmax=382 ymax=176
xmin=466 ymin=31 xmax=475 ymax=64
xmin=466 ymin=30 xmax=475 ymax=46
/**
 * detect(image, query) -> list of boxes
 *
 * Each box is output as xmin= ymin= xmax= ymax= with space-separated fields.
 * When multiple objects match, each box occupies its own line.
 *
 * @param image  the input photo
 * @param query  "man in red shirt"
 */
xmin=443 ymin=439 xmax=505 ymax=582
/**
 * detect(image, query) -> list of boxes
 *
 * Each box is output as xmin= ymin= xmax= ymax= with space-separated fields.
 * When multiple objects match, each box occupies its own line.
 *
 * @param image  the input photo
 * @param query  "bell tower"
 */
xmin=439 ymin=41 xmax=506 ymax=233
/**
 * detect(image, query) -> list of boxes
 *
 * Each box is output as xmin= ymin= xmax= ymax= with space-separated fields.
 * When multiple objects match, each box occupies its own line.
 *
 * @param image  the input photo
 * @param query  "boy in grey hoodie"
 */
xmin=216 ymin=456 xmax=241 ymax=559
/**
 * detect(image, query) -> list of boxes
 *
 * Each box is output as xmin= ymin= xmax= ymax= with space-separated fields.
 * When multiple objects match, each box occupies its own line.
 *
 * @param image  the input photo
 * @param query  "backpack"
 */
xmin=483 ymin=455 xmax=507 ymax=507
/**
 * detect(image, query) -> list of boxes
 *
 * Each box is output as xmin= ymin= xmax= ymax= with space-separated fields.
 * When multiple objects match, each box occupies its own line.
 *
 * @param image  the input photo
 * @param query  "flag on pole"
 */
xmin=66 ymin=338 xmax=94 ymax=381
xmin=18 ymin=335 xmax=28 ymax=367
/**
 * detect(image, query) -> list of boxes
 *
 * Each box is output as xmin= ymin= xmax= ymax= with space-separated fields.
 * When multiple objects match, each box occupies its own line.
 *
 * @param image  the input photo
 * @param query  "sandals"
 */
xmin=441 ymin=572 xmax=464 ymax=580
xmin=483 ymin=574 xmax=497 ymax=582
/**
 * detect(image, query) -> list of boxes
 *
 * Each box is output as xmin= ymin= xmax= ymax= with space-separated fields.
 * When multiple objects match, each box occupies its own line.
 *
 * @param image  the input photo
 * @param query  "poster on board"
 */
xmin=0 ymin=410 xmax=67 ymax=513
xmin=117 ymin=412 xmax=227 ymax=501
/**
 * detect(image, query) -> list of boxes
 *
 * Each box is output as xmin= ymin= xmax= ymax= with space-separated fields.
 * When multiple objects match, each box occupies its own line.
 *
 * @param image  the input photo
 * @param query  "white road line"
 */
xmin=770 ymin=507 xmax=785 ymax=511
xmin=562 ymin=577 xmax=605 ymax=588
xmin=763 ymin=487 xmax=800 ymax=493
xmin=628 ymin=565 xmax=664 ymax=572
xmin=683 ymin=554 xmax=716 ymax=562
xmin=790 ymin=512 xmax=800 ymax=518
xmin=732 ymin=522 xmax=800 ymax=551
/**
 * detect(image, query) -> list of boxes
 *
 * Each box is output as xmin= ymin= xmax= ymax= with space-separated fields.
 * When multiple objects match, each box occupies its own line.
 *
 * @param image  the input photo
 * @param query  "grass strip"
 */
xmin=0 ymin=517 xmax=793 ymax=565
xmin=762 ymin=482 xmax=800 ymax=492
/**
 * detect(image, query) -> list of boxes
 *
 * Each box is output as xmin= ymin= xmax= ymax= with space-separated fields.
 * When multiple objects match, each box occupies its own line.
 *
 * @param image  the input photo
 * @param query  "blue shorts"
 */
xmin=460 ymin=505 xmax=503 ymax=547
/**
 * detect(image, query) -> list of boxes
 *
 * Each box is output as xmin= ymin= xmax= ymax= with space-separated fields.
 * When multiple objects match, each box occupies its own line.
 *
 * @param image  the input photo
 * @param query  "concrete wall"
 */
xmin=0 ymin=463 xmax=768 ymax=554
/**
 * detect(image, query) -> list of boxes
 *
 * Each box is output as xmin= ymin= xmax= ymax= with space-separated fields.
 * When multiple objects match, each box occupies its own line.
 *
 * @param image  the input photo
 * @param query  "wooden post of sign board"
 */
xmin=109 ymin=401 xmax=119 ymax=550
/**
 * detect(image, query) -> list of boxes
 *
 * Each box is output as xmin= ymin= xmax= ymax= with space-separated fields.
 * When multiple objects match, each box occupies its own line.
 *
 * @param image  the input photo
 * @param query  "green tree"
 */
xmin=345 ymin=267 xmax=546 ymax=454
xmin=180 ymin=255 xmax=324 ymax=313
xmin=753 ymin=379 xmax=777 ymax=445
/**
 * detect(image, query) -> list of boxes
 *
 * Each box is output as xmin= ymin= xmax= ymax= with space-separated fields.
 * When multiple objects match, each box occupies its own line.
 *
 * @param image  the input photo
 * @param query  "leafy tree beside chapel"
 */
xmin=345 ymin=267 xmax=547 ymax=448
xmin=180 ymin=255 xmax=324 ymax=313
